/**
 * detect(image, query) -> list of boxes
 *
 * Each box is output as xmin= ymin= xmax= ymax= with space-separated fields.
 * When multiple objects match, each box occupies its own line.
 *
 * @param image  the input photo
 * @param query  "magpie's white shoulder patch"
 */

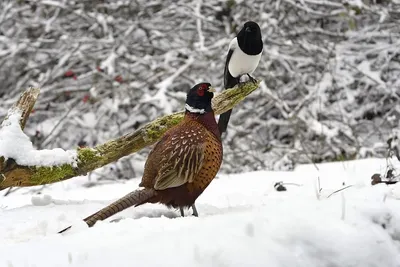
xmin=228 ymin=37 xmax=238 ymax=51
xmin=185 ymin=104 xmax=205 ymax=114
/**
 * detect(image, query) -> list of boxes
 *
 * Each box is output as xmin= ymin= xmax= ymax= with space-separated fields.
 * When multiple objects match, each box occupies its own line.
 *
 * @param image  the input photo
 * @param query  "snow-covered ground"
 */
xmin=1 ymin=158 xmax=400 ymax=267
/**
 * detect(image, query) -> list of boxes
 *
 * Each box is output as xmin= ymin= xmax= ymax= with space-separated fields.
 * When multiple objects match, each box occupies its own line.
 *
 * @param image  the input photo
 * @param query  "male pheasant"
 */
xmin=58 ymin=82 xmax=223 ymax=233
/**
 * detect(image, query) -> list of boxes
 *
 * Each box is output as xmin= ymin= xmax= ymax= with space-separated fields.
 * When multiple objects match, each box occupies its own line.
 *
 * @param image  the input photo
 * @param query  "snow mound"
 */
xmin=0 ymin=110 xmax=77 ymax=166
xmin=0 ymin=158 xmax=400 ymax=267
xmin=31 ymin=194 xmax=53 ymax=206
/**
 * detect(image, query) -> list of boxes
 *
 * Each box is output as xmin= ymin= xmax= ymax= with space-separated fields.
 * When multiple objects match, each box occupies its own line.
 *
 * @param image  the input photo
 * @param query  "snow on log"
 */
xmin=0 ymin=81 xmax=260 ymax=190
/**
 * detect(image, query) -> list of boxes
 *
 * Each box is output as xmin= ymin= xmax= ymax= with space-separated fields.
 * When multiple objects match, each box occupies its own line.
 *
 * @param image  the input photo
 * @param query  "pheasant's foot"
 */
xmin=192 ymin=204 xmax=198 ymax=217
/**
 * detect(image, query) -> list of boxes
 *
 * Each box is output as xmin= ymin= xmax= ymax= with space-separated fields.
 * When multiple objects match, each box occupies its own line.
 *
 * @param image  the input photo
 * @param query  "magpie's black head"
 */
xmin=185 ymin=83 xmax=216 ymax=114
xmin=237 ymin=21 xmax=263 ymax=55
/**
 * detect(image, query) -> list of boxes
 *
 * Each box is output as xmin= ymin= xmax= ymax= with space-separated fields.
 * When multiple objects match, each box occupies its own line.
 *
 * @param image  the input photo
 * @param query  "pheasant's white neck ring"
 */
xmin=185 ymin=104 xmax=206 ymax=114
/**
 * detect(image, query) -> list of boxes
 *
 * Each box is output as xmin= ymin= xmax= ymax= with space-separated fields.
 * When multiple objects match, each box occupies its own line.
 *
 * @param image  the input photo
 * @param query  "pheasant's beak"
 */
xmin=208 ymin=86 xmax=216 ymax=93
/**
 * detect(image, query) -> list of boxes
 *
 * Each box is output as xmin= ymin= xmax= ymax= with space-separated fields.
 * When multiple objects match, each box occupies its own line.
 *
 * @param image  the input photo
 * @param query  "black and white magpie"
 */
xmin=218 ymin=21 xmax=263 ymax=136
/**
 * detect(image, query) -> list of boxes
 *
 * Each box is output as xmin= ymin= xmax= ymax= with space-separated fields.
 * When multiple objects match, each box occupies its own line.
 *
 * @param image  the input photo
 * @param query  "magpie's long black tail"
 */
xmin=218 ymin=68 xmax=239 ymax=136
xmin=218 ymin=109 xmax=233 ymax=136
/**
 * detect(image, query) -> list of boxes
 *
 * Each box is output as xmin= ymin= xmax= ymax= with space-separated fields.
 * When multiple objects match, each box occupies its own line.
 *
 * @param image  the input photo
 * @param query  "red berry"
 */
xmin=114 ymin=75 xmax=123 ymax=83
xmin=64 ymin=70 xmax=74 ymax=77
xmin=82 ymin=94 xmax=90 ymax=103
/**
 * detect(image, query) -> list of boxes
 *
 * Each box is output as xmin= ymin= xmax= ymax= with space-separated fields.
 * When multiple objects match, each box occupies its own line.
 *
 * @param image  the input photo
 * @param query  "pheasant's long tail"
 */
xmin=58 ymin=188 xmax=156 ymax=234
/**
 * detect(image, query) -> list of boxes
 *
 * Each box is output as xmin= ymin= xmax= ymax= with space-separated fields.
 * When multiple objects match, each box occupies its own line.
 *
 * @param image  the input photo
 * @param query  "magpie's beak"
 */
xmin=245 ymin=27 xmax=251 ymax=32
xmin=208 ymin=86 xmax=216 ymax=92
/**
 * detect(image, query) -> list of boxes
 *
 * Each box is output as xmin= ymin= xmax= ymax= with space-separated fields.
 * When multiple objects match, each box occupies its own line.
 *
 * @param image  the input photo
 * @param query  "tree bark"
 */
xmin=0 ymin=81 xmax=260 ymax=190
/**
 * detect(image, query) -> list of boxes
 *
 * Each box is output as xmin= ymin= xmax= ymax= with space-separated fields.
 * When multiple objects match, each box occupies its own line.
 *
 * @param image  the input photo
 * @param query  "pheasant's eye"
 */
xmin=197 ymin=84 xmax=206 ymax=96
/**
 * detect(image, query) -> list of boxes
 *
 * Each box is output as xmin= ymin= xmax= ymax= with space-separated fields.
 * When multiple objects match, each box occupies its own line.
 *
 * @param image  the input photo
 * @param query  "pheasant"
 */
xmin=58 ymin=82 xmax=223 ymax=233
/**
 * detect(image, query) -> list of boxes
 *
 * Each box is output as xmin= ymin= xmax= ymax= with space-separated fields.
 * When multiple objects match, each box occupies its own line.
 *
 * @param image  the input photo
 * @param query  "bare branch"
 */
xmin=7 ymin=87 xmax=40 ymax=129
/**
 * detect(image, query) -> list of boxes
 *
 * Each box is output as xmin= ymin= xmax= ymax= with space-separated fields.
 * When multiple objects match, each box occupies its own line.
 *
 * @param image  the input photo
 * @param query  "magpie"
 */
xmin=218 ymin=21 xmax=263 ymax=136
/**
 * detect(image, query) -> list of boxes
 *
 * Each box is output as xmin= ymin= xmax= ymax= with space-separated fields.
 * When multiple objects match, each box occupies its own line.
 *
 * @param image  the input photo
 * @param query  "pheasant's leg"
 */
xmin=192 ymin=204 xmax=198 ymax=217
xmin=180 ymin=207 xmax=184 ymax=217
xmin=247 ymin=74 xmax=257 ymax=83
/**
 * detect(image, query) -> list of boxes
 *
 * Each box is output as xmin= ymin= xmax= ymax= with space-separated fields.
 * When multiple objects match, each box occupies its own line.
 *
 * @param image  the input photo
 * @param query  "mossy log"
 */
xmin=0 ymin=81 xmax=260 ymax=190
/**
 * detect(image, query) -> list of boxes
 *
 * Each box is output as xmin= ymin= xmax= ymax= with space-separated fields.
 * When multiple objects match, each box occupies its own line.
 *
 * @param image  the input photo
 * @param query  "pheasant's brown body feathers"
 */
xmin=58 ymin=83 xmax=222 ymax=233
xmin=142 ymin=120 xmax=208 ymax=190
xmin=141 ymin=114 xmax=222 ymax=208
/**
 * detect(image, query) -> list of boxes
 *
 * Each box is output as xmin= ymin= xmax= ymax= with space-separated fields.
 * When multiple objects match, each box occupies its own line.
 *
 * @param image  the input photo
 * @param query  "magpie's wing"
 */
xmin=223 ymin=48 xmax=235 ymax=89
xmin=220 ymin=39 xmax=240 ymax=135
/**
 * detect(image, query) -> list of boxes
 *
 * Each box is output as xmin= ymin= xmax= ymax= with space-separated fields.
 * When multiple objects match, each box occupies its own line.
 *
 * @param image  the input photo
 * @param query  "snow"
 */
xmin=1 ymin=158 xmax=400 ymax=267
xmin=143 ymin=56 xmax=195 ymax=114
xmin=0 ymin=110 xmax=77 ymax=166
xmin=31 ymin=194 xmax=53 ymax=206
xmin=100 ymin=51 xmax=117 ymax=75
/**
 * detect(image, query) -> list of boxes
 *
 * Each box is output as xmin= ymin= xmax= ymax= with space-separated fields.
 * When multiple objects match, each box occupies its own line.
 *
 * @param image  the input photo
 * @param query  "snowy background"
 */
xmin=2 ymin=0 xmax=400 ymax=176
xmin=2 ymin=1 xmax=400 ymax=266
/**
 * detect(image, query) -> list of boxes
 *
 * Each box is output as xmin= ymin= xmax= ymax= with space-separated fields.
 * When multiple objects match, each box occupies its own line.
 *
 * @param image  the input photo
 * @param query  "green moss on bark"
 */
xmin=144 ymin=112 xmax=184 ymax=141
xmin=30 ymin=164 xmax=76 ymax=185
xmin=226 ymin=81 xmax=260 ymax=102
xmin=76 ymin=147 xmax=104 ymax=173
xmin=77 ymin=147 xmax=102 ymax=165
xmin=29 ymin=148 xmax=103 ymax=185
xmin=211 ymin=80 xmax=260 ymax=115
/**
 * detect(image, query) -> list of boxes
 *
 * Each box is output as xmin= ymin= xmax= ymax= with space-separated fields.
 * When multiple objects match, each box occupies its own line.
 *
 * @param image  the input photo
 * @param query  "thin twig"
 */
xmin=327 ymin=185 xmax=353 ymax=198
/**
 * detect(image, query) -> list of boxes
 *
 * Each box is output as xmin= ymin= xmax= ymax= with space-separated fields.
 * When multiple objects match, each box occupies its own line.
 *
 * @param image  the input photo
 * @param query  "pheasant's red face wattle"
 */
xmin=197 ymin=84 xmax=208 ymax=96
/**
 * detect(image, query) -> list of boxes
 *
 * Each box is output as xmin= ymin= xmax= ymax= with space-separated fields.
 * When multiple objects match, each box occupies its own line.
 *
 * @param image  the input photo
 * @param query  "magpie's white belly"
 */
xmin=228 ymin=48 xmax=262 ymax=78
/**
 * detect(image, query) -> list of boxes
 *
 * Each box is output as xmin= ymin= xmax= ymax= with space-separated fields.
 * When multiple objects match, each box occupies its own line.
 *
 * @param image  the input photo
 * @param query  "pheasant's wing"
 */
xmin=153 ymin=122 xmax=207 ymax=190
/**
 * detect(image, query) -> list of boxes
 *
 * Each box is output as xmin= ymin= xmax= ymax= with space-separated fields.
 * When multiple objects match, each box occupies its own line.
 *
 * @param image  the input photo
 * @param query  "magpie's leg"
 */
xmin=192 ymin=204 xmax=198 ymax=217
xmin=180 ymin=207 xmax=184 ymax=217
xmin=247 ymin=73 xmax=257 ymax=83
xmin=236 ymin=76 xmax=243 ymax=86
